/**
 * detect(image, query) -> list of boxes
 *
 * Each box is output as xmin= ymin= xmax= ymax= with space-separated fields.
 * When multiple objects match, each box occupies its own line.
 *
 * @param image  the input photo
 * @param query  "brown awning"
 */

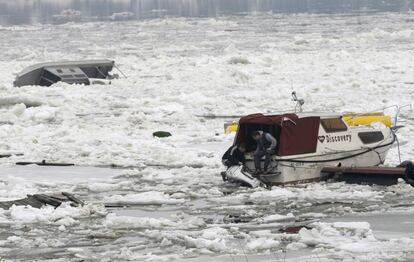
xmin=238 ymin=113 xmax=298 ymax=125
xmin=235 ymin=113 xmax=320 ymax=156
xmin=279 ymin=116 xmax=320 ymax=156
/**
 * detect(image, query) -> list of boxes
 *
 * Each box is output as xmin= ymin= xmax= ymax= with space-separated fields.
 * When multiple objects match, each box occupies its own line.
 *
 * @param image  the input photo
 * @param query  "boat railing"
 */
xmin=344 ymin=104 xmax=412 ymax=127
xmin=395 ymin=104 xmax=412 ymax=126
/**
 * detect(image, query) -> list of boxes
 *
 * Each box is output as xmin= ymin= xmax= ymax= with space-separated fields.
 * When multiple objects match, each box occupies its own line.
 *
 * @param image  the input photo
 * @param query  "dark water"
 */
xmin=0 ymin=0 xmax=413 ymax=25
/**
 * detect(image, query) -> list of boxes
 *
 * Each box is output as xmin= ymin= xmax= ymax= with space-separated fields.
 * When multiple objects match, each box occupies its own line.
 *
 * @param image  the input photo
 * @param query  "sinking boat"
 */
xmin=0 ymin=192 xmax=84 ymax=209
xmin=14 ymin=59 xmax=115 ymax=87
xmin=222 ymin=93 xmax=409 ymax=187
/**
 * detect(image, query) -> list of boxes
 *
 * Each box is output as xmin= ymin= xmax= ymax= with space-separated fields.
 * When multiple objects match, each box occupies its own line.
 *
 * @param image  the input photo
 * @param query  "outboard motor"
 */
xmin=223 ymin=166 xmax=263 ymax=188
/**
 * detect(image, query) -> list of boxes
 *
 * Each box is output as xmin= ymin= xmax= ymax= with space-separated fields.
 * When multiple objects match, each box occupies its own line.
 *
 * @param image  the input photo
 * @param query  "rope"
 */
xmin=274 ymin=131 xmax=396 ymax=164
xmin=394 ymin=130 xmax=402 ymax=164
xmin=114 ymin=64 xmax=128 ymax=78
xmin=95 ymin=66 xmax=107 ymax=78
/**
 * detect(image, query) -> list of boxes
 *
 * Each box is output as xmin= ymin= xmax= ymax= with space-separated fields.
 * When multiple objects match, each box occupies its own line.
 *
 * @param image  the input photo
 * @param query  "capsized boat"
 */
xmin=222 ymin=94 xmax=405 ymax=187
xmin=14 ymin=59 xmax=116 ymax=87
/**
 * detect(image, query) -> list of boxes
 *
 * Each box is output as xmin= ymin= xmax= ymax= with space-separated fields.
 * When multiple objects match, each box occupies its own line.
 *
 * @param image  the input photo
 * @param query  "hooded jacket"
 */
xmin=222 ymin=145 xmax=245 ymax=166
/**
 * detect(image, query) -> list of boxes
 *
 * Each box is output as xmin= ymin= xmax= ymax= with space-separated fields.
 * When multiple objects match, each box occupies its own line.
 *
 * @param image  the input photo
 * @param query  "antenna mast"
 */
xmin=292 ymin=91 xmax=305 ymax=113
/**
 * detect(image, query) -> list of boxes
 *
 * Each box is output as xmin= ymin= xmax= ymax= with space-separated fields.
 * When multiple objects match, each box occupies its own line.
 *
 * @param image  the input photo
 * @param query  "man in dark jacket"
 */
xmin=222 ymin=144 xmax=246 ymax=168
xmin=252 ymin=131 xmax=277 ymax=174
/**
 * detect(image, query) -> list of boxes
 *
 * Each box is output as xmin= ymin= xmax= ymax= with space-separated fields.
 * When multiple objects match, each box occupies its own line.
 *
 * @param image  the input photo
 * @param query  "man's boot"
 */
xmin=253 ymin=169 xmax=262 ymax=177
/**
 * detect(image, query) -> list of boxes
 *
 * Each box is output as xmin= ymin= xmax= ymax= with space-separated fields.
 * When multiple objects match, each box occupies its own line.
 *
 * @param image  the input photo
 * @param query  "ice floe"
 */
xmin=0 ymin=11 xmax=414 ymax=261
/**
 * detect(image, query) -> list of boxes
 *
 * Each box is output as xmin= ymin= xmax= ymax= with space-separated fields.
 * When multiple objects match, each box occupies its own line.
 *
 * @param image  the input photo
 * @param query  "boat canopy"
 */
xmin=235 ymin=113 xmax=320 ymax=156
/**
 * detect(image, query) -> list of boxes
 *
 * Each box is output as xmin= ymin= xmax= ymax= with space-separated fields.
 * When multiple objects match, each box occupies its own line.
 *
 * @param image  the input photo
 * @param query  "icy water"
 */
xmin=2 ymin=166 xmax=414 ymax=261
xmin=1 ymin=6 xmax=414 ymax=262
xmin=1 ymin=0 xmax=414 ymax=25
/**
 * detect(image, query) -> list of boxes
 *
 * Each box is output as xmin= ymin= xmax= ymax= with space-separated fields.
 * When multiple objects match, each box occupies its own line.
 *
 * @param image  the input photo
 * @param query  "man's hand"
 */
xmin=266 ymin=148 xmax=273 ymax=154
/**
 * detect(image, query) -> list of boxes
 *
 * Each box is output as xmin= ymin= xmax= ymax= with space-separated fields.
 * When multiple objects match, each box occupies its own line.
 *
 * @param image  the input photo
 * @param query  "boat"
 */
xmin=14 ymin=59 xmax=116 ymax=87
xmin=222 ymin=92 xmax=405 ymax=187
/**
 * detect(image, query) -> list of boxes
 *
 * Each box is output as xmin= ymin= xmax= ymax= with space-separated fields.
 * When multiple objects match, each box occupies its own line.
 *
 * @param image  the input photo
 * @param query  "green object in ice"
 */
xmin=153 ymin=131 xmax=172 ymax=138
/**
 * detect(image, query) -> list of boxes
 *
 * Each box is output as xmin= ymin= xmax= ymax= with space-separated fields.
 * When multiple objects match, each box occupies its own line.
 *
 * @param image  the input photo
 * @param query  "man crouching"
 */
xmin=251 ymin=131 xmax=277 ymax=175
xmin=222 ymin=143 xmax=246 ymax=168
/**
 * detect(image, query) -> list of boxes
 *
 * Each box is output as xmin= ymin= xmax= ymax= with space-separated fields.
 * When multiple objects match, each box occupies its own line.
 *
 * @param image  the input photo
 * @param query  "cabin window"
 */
xmin=60 ymin=75 xmax=74 ymax=78
xmin=40 ymin=70 xmax=61 ymax=86
xmin=57 ymin=69 xmax=63 ymax=73
xmin=358 ymin=131 xmax=384 ymax=144
xmin=321 ymin=118 xmax=348 ymax=133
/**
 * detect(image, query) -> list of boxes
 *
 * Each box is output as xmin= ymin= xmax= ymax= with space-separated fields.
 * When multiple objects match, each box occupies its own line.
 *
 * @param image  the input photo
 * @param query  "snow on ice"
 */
xmin=104 ymin=191 xmax=186 ymax=205
xmin=0 ymin=11 xmax=414 ymax=261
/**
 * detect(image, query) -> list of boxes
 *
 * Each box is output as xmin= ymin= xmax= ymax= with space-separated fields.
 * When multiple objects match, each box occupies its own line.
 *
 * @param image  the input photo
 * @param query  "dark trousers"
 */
xmin=254 ymin=149 xmax=276 ymax=171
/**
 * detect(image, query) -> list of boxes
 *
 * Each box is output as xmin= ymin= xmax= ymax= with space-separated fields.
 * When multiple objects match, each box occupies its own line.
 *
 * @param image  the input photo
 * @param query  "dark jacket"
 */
xmin=256 ymin=131 xmax=277 ymax=153
xmin=222 ymin=145 xmax=245 ymax=167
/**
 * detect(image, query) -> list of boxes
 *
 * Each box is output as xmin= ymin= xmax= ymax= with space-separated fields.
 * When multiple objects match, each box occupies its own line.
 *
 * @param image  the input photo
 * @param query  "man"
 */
xmin=222 ymin=144 xmax=246 ymax=168
xmin=251 ymin=131 xmax=277 ymax=174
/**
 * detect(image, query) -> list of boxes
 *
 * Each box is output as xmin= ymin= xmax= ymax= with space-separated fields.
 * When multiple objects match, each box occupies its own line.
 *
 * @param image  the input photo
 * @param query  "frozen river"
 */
xmin=0 ymin=4 xmax=414 ymax=262
xmin=1 ymin=0 xmax=414 ymax=25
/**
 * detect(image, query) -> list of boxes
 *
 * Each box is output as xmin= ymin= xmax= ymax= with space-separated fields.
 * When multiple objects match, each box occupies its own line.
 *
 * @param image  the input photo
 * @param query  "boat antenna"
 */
xmin=292 ymin=91 xmax=304 ymax=113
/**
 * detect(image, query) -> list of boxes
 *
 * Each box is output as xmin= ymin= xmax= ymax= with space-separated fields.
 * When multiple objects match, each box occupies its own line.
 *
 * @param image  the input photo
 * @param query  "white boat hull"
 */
xmin=242 ymin=142 xmax=393 ymax=185
xmin=226 ymin=128 xmax=395 ymax=186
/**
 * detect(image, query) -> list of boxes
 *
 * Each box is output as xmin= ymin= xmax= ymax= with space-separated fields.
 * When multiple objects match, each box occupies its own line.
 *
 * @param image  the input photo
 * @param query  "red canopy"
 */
xmin=236 ymin=113 xmax=320 ymax=156
xmin=238 ymin=113 xmax=298 ymax=125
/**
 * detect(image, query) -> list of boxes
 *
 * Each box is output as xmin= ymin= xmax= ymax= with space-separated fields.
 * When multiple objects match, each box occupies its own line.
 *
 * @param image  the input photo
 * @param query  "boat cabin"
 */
xmin=234 ymin=112 xmax=392 ymax=157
